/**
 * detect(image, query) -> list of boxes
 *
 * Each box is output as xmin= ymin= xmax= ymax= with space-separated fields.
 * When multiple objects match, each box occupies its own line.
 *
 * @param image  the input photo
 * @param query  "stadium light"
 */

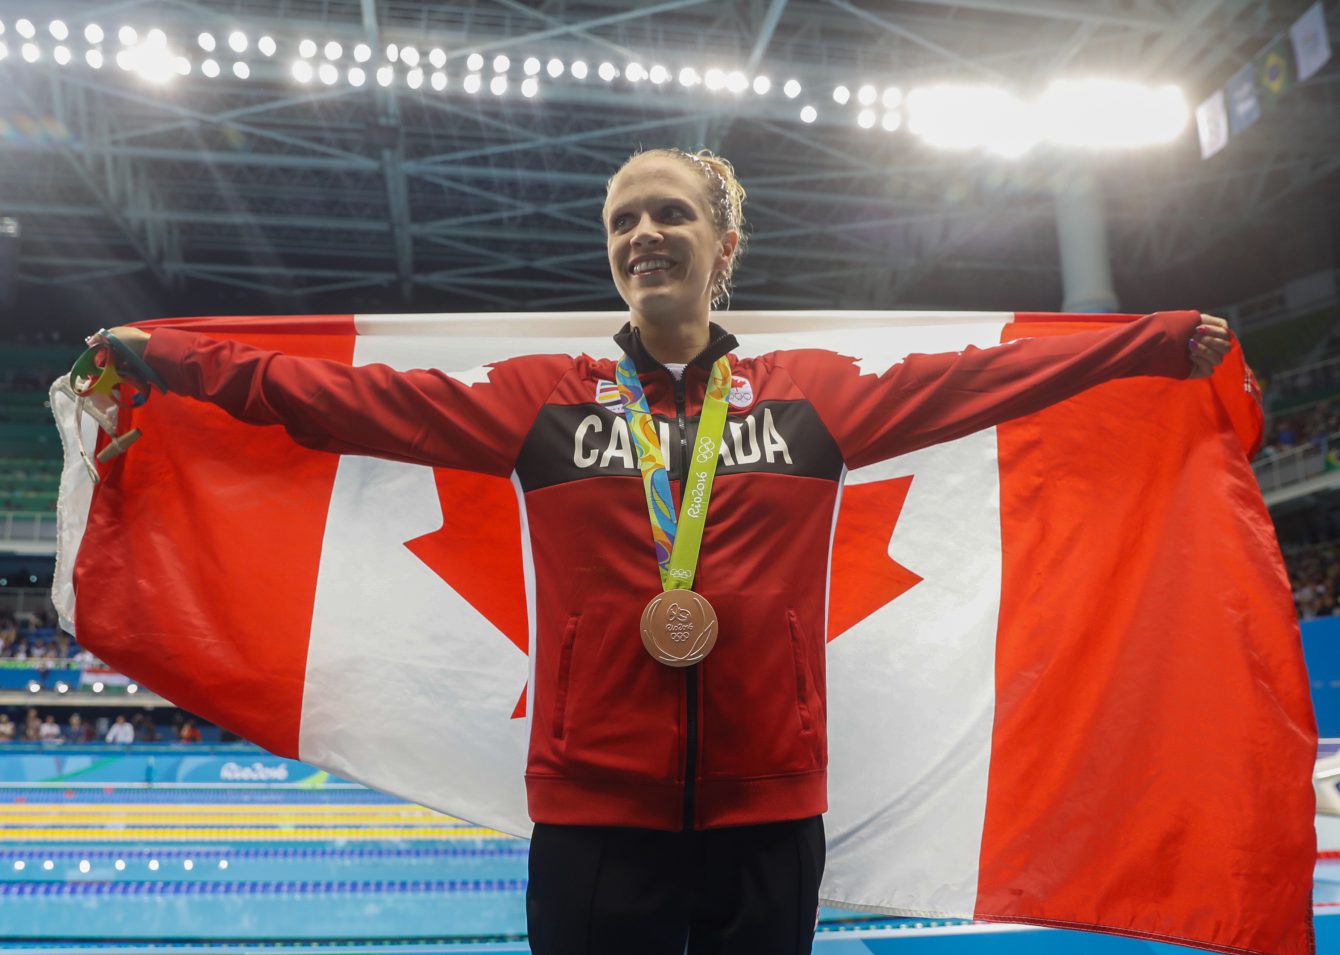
xmin=298 ymin=38 xmax=316 ymax=58
xmin=227 ymin=31 xmax=247 ymax=53
xmin=1037 ymin=79 xmax=1188 ymax=147
xmin=146 ymin=28 xmax=166 ymax=48
xmin=753 ymin=76 xmax=770 ymax=95
xmin=726 ymin=71 xmax=748 ymax=93
xmin=21 ymin=43 xmax=39 ymax=63
xmin=704 ymin=68 xmax=725 ymax=91
xmin=490 ymin=74 xmax=507 ymax=94
xmin=464 ymin=73 xmax=481 ymax=93
xmin=202 ymin=58 xmax=220 ymax=78
xmin=318 ymin=62 xmax=337 ymax=85
xmin=406 ymin=66 xmax=423 ymax=89
xmin=117 ymin=25 xmax=136 ymax=46
xmin=12 ymin=861 xmax=24 ymax=871
xmin=907 ymin=85 xmax=1037 ymax=157
xmin=402 ymin=46 xmax=419 ymax=67
xmin=84 ymin=24 xmax=103 ymax=44
xmin=882 ymin=111 xmax=900 ymax=132
xmin=522 ymin=76 xmax=538 ymax=97
xmin=524 ymin=56 xmax=540 ymax=75
xmin=16 ymin=19 xmax=33 ymax=39
xmin=324 ymin=41 xmax=342 ymax=61
xmin=466 ymin=52 xmax=483 ymax=72
xmin=386 ymin=43 xmax=398 ymax=63
xmin=26 ymin=681 xmax=39 ymax=693
xmin=493 ymin=54 xmax=509 ymax=72
xmin=85 ymin=49 xmax=102 ymax=68
xmin=348 ymin=66 xmax=365 ymax=87
xmin=127 ymin=683 xmax=139 ymax=694
xmin=233 ymin=61 xmax=249 ymax=79
xmin=197 ymin=32 xmax=215 ymax=51
xmin=148 ymin=859 xmax=158 ymax=870
xmin=430 ymin=70 xmax=446 ymax=91
xmin=183 ymin=859 xmax=194 ymax=871
xmin=78 ymin=860 xmax=90 ymax=873
xmin=679 ymin=67 xmax=700 ymax=87
xmin=857 ymin=108 xmax=875 ymax=129
xmin=258 ymin=36 xmax=275 ymax=57
xmin=546 ymin=57 xmax=563 ymax=77
xmin=650 ymin=64 xmax=669 ymax=84
xmin=92 ymin=681 xmax=105 ymax=692
xmin=625 ymin=62 xmax=645 ymax=82
xmin=48 ymin=20 xmax=68 ymax=41
xmin=833 ymin=85 xmax=850 ymax=105
xmin=429 ymin=48 xmax=445 ymax=68
xmin=784 ymin=79 xmax=801 ymax=98
xmin=218 ymin=860 xmax=229 ymax=870
xmin=570 ymin=60 xmax=588 ymax=79
xmin=858 ymin=84 xmax=877 ymax=106
xmin=883 ymin=86 xmax=901 ymax=108
xmin=354 ymin=43 xmax=371 ymax=63
xmin=376 ymin=64 xmax=392 ymax=87
xmin=800 ymin=105 xmax=817 ymax=123
xmin=53 ymin=45 xmax=70 ymax=65
xmin=56 ymin=681 xmax=69 ymax=693
xmin=174 ymin=56 xmax=190 ymax=76
xmin=114 ymin=860 xmax=125 ymax=871
xmin=598 ymin=61 xmax=617 ymax=81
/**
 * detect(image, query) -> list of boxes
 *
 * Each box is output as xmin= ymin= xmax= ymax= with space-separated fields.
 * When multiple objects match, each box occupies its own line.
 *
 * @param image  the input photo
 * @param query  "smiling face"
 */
xmin=603 ymin=153 xmax=739 ymax=329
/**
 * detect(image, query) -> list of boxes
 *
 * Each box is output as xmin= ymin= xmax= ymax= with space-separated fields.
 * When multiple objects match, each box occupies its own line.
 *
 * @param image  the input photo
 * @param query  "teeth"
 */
xmin=631 ymin=258 xmax=673 ymax=275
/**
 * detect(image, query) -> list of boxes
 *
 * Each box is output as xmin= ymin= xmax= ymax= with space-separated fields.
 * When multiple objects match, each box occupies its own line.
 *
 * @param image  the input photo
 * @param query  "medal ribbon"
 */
xmin=615 ymin=354 xmax=732 ymax=592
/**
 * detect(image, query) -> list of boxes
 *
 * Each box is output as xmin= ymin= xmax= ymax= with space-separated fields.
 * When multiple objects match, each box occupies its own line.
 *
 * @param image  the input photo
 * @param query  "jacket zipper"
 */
xmin=673 ymin=374 xmax=699 ymax=831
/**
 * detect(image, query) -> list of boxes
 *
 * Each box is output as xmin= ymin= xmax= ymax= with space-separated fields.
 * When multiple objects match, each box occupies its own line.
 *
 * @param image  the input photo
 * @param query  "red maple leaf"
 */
xmin=407 ymin=470 xmax=921 ymax=718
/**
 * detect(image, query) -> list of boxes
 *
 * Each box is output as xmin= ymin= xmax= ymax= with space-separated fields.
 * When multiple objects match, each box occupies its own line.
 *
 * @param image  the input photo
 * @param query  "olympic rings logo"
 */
xmin=694 ymin=439 xmax=717 ymax=464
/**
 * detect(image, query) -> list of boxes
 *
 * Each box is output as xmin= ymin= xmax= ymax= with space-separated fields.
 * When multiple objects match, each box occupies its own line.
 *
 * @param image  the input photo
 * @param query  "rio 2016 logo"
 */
xmin=695 ymin=438 xmax=717 ymax=464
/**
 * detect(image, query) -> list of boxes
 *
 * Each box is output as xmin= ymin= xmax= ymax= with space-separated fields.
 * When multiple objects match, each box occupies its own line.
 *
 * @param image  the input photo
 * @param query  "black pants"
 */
xmin=526 ymin=815 xmax=825 ymax=955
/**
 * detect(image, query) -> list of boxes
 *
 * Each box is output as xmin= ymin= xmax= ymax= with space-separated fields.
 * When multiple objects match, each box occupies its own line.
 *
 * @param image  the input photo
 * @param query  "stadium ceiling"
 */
xmin=0 ymin=0 xmax=1337 ymax=319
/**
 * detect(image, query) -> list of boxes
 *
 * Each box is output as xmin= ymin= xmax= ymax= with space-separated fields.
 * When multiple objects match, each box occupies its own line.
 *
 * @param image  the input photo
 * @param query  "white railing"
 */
xmin=1254 ymin=430 xmax=1339 ymax=493
xmin=1267 ymin=354 xmax=1340 ymax=406
xmin=0 ymin=511 xmax=57 ymax=553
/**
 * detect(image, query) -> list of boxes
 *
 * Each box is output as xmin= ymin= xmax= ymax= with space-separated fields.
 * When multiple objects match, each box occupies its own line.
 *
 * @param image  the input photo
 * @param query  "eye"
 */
xmin=660 ymin=204 xmax=687 ymax=221
xmin=610 ymin=213 xmax=631 ymax=232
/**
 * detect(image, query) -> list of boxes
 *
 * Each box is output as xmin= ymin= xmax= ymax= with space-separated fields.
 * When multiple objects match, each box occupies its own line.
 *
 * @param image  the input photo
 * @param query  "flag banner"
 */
xmin=1291 ymin=1 xmax=1332 ymax=83
xmin=1226 ymin=63 xmax=1262 ymax=135
xmin=1256 ymin=34 xmax=1296 ymax=111
xmin=52 ymin=311 xmax=1314 ymax=955
xmin=1195 ymin=89 xmax=1230 ymax=160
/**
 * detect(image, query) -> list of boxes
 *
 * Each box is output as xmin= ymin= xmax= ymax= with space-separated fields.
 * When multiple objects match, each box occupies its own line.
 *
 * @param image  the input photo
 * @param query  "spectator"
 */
xmin=0 ymin=714 xmax=14 ymax=743
xmin=104 ymin=714 xmax=133 ymax=745
xmin=132 ymin=713 xmax=159 ymax=742
xmin=65 ymin=713 xmax=86 ymax=744
xmin=22 ymin=708 xmax=40 ymax=742
xmin=178 ymin=719 xmax=201 ymax=744
xmin=38 ymin=714 xmax=62 ymax=743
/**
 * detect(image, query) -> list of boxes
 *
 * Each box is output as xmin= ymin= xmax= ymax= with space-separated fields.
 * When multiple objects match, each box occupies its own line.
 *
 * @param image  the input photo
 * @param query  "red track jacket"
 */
xmin=145 ymin=310 xmax=1199 ymax=830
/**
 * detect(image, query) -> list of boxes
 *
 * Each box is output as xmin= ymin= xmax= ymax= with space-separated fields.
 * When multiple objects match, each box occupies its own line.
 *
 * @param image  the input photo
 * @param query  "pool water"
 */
xmin=0 ymin=784 xmax=1331 ymax=953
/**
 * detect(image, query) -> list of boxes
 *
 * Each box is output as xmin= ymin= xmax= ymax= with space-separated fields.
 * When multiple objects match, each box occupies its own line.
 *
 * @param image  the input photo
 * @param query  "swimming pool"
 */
xmin=0 ymin=778 xmax=1332 ymax=953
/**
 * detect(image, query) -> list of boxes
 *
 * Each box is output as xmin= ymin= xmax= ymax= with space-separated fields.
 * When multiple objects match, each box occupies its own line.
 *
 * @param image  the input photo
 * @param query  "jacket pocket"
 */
xmin=787 ymin=610 xmax=814 ymax=734
xmin=551 ymin=614 xmax=581 ymax=739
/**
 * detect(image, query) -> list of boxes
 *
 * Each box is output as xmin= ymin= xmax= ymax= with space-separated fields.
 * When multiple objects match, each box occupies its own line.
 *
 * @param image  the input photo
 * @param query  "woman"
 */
xmin=102 ymin=147 xmax=1232 ymax=954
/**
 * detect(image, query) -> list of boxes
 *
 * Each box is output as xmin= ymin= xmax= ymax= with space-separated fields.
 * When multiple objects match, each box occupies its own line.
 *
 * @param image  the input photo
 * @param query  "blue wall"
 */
xmin=1302 ymin=616 xmax=1340 ymax=737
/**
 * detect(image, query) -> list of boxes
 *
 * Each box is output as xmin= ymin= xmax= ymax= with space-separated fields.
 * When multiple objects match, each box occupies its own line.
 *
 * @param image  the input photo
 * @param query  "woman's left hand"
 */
xmin=1188 ymin=313 xmax=1232 ymax=380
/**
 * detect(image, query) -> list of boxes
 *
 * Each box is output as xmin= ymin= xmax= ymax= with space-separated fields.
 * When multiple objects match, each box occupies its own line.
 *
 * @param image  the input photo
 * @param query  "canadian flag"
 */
xmin=52 ymin=311 xmax=1314 ymax=955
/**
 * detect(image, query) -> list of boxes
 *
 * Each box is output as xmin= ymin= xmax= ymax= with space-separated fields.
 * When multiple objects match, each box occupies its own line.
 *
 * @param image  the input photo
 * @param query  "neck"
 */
xmin=632 ymin=314 xmax=711 ymax=365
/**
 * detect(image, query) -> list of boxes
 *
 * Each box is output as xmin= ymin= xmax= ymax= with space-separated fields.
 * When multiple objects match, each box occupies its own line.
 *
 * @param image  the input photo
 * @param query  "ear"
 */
xmin=717 ymin=229 xmax=740 ymax=271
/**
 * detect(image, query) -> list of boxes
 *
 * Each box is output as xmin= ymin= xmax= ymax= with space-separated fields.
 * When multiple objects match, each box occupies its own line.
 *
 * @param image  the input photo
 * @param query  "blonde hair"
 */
xmin=609 ymin=147 xmax=748 ymax=307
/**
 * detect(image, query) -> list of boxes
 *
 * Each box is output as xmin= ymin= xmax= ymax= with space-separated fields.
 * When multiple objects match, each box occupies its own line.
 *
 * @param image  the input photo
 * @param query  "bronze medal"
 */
xmin=640 ymin=591 xmax=718 ymax=667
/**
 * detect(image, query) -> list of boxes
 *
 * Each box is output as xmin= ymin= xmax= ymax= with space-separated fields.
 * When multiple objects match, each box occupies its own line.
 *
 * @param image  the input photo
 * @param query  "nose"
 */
xmin=630 ymin=213 xmax=663 ymax=248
